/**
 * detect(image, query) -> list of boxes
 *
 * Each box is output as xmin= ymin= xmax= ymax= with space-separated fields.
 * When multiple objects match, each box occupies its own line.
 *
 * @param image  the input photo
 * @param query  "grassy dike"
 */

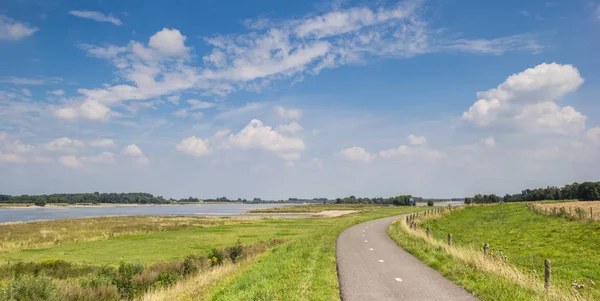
xmin=388 ymin=204 xmax=599 ymax=301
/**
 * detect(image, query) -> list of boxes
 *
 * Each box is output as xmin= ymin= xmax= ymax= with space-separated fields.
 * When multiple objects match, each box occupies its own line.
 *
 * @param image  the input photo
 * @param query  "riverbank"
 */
xmin=0 ymin=202 xmax=250 ymax=209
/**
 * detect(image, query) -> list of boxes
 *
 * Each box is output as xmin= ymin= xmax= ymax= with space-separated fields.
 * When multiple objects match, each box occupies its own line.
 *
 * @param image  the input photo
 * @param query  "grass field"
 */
xmin=391 ymin=203 xmax=600 ymax=300
xmin=1 ymin=204 xmax=423 ymax=300
xmin=536 ymin=201 xmax=600 ymax=220
xmin=248 ymin=203 xmax=384 ymax=213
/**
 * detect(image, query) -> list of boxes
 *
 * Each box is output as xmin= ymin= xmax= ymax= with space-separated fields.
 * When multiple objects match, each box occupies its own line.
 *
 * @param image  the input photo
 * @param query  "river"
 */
xmin=0 ymin=203 xmax=294 ymax=223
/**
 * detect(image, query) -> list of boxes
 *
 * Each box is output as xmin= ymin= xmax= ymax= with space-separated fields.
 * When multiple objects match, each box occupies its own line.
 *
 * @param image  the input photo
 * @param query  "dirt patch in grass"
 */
xmin=311 ymin=210 xmax=360 ymax=217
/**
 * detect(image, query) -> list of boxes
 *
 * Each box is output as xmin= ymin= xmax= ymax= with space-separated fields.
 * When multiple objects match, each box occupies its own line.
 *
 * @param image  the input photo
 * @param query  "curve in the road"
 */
xmin=336 ymin=215 xmax=479 ymax=301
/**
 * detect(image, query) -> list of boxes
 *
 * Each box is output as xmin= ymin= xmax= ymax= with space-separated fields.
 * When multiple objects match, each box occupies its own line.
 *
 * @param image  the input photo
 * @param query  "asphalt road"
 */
xmin=336 ymin=215 xmax=479 ymax=301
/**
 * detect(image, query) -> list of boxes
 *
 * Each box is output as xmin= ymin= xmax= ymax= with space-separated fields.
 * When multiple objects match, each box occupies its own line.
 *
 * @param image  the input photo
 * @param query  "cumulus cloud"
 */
xmin=228 ymin=119 xmax=305 ymax=153
xmin=187 ymin=99 xmax=215 ymax=110
xmin=0 ymin=15 xmax=38 ymax=40
xmin=0 ymin=132 xmax=35 ymax=153
xmin=176 ymin=136 xmax=211 ymax=157
xmin=45 ymin=138 xmax=85 ymax=152
xmin=122 ymin=144 xmax=149 ymax=164
xmin=0 ymin=153 xmax=26 ymax=163
xmin=277 ymin=122 xmax=303 ymax=134
xmin=58 ymin=155 xmax=84 ymax=168
xmin=462 ymin=63 xmax=586 ymax=135
xmin=81 ymin=152 xmax=116 ymax=164
xmin=20 ymin=88 xmax=31 ymax=97
xmin=89 ymin=138 xmax=116 ymax=147
xmin=378 ymin=145 xmax=446 ymax=161
xmin=54 ymin=100 xmax=111 ymax=121
xmin=68 ymin=10 xmax=122 ymax=25
xmin=408 ymin=134 xmax=427 ymax=145
xmin=275 ymin=106 xmax=303 ymax=120
xmin=337 ymin=146 xmax=375 ymax=162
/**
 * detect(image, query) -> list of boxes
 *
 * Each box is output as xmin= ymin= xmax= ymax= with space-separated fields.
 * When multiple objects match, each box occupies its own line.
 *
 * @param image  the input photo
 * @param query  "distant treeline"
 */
xmin=465 ymin=182 xmax=600 ymax=204
xmin=332 ymin=195 xmax=414 ymax=206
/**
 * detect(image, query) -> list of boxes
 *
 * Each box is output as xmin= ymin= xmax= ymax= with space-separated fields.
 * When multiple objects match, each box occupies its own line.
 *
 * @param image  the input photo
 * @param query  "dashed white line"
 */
xmin=378 ymin=260 xmax=384 ymax=263
xmin=395 ymin=278 xmax=403 ymax=282
xmin=364 ymin=240 xmax=368 ymax=242
xmin=369 ymin=248 xmax=374 ymax=251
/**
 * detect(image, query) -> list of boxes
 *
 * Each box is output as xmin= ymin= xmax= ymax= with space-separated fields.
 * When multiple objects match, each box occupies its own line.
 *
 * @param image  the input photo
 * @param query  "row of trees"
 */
xmin=0 ymin=193 xmax=170 ymax=204
xmin=333 ymin=195 xmax=414 ymax=206
xmin=464 ymin=181 xmax=600 ymax=204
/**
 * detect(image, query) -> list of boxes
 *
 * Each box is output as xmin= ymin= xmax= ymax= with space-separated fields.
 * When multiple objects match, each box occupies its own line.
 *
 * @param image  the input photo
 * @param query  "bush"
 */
xmin=113 ymin=261 xmax=144 ymax=299
xmin=427 ymin=200 xmax=434 ymax=207
xmin=227 ymin=240 xmax=243 ymax=263
xmin=0 ymin=276 xmax=59 ymax=301
xmin=34 ymin=200 xmax=46 ymax=207
xmin=207 ymin=248 xmax=224 ymax=267
xmin=182 ymin=254 xmax=198 ymax=275
xmin=61 ymin=281 xmax=119 ymax=301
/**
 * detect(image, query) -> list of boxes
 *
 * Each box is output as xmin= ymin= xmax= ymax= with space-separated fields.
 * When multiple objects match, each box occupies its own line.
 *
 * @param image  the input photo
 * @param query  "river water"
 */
xmin=0 ymin=203 xmax=295 ymax=223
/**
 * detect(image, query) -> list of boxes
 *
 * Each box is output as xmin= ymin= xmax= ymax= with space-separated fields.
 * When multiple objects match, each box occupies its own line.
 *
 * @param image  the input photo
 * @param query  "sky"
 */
xmin=1 ymin=0 xmax=599 ymax=199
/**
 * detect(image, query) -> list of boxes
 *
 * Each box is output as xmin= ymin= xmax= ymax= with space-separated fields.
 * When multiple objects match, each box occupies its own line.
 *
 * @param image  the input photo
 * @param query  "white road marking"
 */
xmin=379 ymin=260 xmax=384 ymax=263
xmin=395 ymin=278 xmax=403 ymax=282
xmin=369 ymin=248 xmax=374 ymax=251
xmin=364 ymin=240 xmax=368 ymax=242
xmin=362 ymin=234 xmax=365 ymax=237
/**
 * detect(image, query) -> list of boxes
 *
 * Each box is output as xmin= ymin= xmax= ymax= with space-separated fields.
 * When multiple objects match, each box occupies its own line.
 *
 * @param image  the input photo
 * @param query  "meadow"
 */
xmin=0 ymin=205 xmax=422 ymax=300
xmin=389 ymin=203 xmax=600 ymax=300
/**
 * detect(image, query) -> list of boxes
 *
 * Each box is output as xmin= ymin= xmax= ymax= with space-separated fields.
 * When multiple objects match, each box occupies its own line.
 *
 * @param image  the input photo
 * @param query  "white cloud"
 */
xmin=89 ymin=138 xmax=116 ymax=147
xmin=55 ymin=100 xmax=111 ymax=121
xmin=595 ymin=5 xmax=600 ymax=20
xmin=462 ymin=63 xmax=585 ymax=134
xmin=214 ymin=129 xmax=231 ymax=137
xmin=0 ymin=15 xmax=38 ymax=40
xmin=586 ymin=128 xmax=600 ymax=145
xmin=45 ymin=138 xmax=85 ymax=152
xmin=167 ymin=95 xmax=180 ymax=105
xmin=81 ymin=152 xmax=116 ymax=164
xmin=378 ymin=145 xmax=446 ymax=161
xmin=337 ymin=146 xmax=375 ymax=162
xmin=481 ymin=136 xmax=496 ymax=147
xmin=277 ymin=122 xmax=303 ymax=134
xmin=54 ymin=107 xmax=77 ymax=120
xmin=80 ymin=100 xmax=110 ymax=120
xmin=148 ymin=28 xmax=189 ymax=56
xmin=275 ymin=106 xmax=303 ymax=120
xmin=0 ymin=153 xmax=25 ymax=163
xmin=408 ymin=134 xmax=427 ymax=145
xmin=58 ymin=155 xmax=84 ymax=168
xmin=228 ymin=119 xmax=305 ymax=154
xmin=20 ymin=88 xmax=31 ymax=97
xmin=278 ymin=152 xmax=301 ymax=161
xmin=176 ymin=136 xmax=211 ymax=157
xmin=187 ymin=99 xmax=215 ymax=110
xmin=0 ymin=132 xmax=35 ymax=153
xmin=68 ymin=10 xmax=122 ymax=25
xmin=122 ymin=144 xmax=149 ymax=164
xmin=50 ymin=89 xmax=65 ymax=96
xmin=215 ymin=103 xmax=264 ymax=120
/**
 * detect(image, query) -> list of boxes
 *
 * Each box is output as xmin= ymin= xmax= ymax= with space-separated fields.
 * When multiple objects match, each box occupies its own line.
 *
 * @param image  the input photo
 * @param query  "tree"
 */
xmin=427 ymin=200 xmax=434 ymax=207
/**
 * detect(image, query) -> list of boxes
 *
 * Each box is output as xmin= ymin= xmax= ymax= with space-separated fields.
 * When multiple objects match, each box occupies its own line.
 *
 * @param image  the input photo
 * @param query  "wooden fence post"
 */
xmin=447 ymin=233 xmax=452 ymax=246
xmin=569 ymin=207 xmax=572 ymax=216
xmin=591 ymin=207 xmax=594 ymax=219
xmin=426 ymin=227 xmax=430 ymax=238
xmin=544 ymin=259 xmax=551 ymax=290
xmin=406 ymin=216 xmax=409 ymax=224
xmin=484 ymin=243 xmax=489 ymax=256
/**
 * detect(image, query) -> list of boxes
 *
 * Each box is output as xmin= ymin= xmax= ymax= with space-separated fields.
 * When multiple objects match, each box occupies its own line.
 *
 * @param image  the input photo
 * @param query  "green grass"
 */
xmin=206 ymin=206 xmax=425 ymax=301
xmin=393 ymin=204 xmax=600 ymax=300
xmin=248 ymin=203 xmax=387 ymax=213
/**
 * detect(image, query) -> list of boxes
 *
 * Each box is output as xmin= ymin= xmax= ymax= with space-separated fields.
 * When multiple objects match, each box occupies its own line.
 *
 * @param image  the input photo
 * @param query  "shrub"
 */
xmin=113 ymin=261 xmax=144 ymax=299
xmin=154 ymin=272 xmax=178 ymax=288
xmin=207 ymin=248 xmax=224 ymax=267
xmin=34 ymin=200 xmax=46 ymax=207
xmin=0 ymin=276 xmax=59 ymax=301
xmin=227 ymin=240 xmax=243 ymax=263
xmin=61 ymin=281 xmax=119 ymax=301
xmin=182 ymin=254 xmax=199 ymax=275
xmin=427 ymin=200 xmax=434 ymax=207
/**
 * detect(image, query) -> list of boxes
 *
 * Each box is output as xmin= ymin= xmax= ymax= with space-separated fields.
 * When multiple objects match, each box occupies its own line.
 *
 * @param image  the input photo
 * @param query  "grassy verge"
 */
xmin=389 ymin=204 xmax=599 ymax=300
xmin=206 ymin=206 xmax=425 ymax=300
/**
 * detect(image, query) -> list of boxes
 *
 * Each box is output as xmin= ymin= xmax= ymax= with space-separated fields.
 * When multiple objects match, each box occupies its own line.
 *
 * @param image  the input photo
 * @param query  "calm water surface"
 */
xmin=0 ymin=203 xmax=296 ymax=223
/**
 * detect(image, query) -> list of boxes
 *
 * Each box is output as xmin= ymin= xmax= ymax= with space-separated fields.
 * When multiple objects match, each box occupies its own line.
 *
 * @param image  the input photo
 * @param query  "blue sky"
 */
xmin=1 ymin=0 xmax=599 ymax=199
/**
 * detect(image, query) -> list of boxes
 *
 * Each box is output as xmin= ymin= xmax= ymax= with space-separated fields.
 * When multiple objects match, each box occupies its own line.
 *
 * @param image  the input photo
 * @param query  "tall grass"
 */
xmin=391 ymin=205 xmax=596 ymax=300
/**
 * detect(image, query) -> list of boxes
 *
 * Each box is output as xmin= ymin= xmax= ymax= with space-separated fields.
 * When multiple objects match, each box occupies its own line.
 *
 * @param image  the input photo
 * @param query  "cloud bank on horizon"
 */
xmin=1 ymin=0 xmax=599 ymax=199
